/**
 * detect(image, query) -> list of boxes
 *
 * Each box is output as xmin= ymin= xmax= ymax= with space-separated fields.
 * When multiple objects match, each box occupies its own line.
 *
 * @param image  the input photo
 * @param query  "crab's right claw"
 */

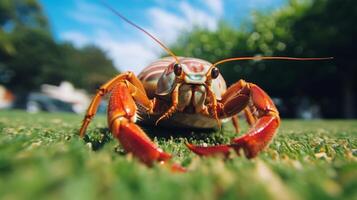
xmin=187 ymin=82 xmax=280 ymax=159
xmin=187 ymin=115 xmax=279 ymax=158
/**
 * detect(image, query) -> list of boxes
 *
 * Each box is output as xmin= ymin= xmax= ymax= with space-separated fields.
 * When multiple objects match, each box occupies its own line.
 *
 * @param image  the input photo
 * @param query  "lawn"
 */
xmin=0 ymin=110 xmax=356 ymax=200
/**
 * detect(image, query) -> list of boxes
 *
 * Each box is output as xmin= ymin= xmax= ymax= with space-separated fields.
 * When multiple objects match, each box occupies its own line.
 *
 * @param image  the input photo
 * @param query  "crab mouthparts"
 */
xmin=176 ymin=84 xmax=208 ymax=113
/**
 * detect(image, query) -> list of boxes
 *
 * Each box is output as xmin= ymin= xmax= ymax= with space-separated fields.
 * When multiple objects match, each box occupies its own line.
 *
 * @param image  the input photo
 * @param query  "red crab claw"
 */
xmin=187 ymin=81 xmax=280 ymax=158
xmin=79 ymin=72 xmax=185 ymax=172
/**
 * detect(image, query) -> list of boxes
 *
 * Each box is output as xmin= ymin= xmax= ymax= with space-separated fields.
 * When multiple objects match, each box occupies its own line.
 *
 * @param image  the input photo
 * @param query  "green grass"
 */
xmin=0 ymin=110 xmax=356 ymax=200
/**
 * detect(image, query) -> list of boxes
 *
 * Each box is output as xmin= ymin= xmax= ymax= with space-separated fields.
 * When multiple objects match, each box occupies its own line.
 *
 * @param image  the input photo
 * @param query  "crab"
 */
xmin=79 ymin=3 xmax=331 ymax=171
xmin=79 ymin=55 xmax=280 ymax=169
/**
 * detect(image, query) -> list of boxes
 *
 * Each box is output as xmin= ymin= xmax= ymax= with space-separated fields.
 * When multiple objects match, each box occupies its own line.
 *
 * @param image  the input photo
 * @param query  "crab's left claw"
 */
xmin=187 ymin=81 xmax=280 ymax=158
xmin=186 ymin=143 xmax=231 ymax=157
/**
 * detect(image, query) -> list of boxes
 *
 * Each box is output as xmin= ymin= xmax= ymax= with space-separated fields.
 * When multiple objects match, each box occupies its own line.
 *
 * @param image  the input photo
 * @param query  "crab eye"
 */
xmin=174 ymin=63 xmax=182 ymax=76
xmin=211 ymin=67 xmax=220 ymax=79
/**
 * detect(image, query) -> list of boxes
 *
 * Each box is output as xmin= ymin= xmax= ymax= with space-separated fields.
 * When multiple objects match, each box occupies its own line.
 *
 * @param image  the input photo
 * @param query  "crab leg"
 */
xmin=231 ymin=115 xmax=240 ymax=133
xmin=187 ymin=80 xmax=280 ymax=158
xmin=244 ymin=107 xmax=257 ymax=126
xmin=79 ymin=72 xmax=150 ymax=137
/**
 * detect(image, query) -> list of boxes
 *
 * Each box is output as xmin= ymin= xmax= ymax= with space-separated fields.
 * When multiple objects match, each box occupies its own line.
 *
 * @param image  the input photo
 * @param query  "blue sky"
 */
xmin=39 ymin=0 xmax=286 ymax=73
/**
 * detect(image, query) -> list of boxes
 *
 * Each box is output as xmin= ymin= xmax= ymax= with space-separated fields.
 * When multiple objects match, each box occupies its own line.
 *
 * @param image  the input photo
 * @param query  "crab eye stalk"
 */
xmin=211 ymin=67 xmax=220 ymax=79
xmin=174 ymin=63 xmax=182 ymax=76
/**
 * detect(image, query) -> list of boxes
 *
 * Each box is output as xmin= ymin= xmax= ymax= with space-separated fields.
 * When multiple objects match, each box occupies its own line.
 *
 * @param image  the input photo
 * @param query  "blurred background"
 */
xmin=0 ymin=0 xmax=356 ymax=118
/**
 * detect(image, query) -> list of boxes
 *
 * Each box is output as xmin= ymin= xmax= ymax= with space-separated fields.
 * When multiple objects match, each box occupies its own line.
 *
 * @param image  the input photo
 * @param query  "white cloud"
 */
xmin=146 ymin=7 xmax=187 ymax=44
xmin=93 ymin=31 xmax=157 ymax=74
xmin=61 ymin=29 xmax=159 ymax=74
xmin=69 ymin=12 xmax=114 ymax=28
xmin=204 ymin=0 xmax=223 ymax=16
xmin=68 ymin=0 xmax=115 ymax=28
xmin=179 ymin=1 xmax=218 ymax=31
xmin=61 ymin=1 xmax=224 ymax=74
xmin=147 ymin=1 xmax=221 ymax=45
xmin=61 ymin=31 xmax=90 ymax=47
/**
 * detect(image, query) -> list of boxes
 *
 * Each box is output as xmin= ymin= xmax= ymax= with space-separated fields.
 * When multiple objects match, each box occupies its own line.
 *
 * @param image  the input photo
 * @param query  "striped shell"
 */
xmin=138 ymin=57 xmax=227 ymax=100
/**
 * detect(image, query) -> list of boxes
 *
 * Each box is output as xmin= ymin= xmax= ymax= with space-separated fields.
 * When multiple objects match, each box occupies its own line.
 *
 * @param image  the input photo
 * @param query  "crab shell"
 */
xmin=139 ymin=57 xmax=227 ymax=99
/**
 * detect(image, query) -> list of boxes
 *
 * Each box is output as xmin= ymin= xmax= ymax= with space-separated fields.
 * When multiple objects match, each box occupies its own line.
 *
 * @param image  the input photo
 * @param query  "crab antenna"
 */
xmin=212 ymin=56 xmax=333 ymax=68
xmin=101 ymin=1 xmax=179 ymax=63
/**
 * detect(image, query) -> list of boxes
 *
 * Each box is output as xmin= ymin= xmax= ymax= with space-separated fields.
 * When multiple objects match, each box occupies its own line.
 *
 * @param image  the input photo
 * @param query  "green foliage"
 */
xmin=0 ymin=0 xmax=49 ymax=55
xmin=3 ymin=29 xmax=62 ymax=92
xmin=171 ymin=22 xmax=244 ymax=62
xmin=170 ymin=0 xmax=357 ymax=118
xmin=0 ymin=111 xmax=356 ymax=199
xmin=1 ymin=29 xmax=117 ymax=93
xmin=60 ymin=44 xmax=118 ymax=91
xmin=0 ymin=0 xmax=48 ymax=28
xmin=0 ymin=0 xmax=118 ymax=93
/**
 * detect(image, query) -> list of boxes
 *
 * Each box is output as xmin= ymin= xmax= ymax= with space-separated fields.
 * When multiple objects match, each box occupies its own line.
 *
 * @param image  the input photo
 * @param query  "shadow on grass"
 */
xmin=81 ymin=124 xmax=228 ymax=151
xmin=141 ymin=124 xmax=217 ymax=140
xmin=82 ymin=127 xmax=112 ymax=151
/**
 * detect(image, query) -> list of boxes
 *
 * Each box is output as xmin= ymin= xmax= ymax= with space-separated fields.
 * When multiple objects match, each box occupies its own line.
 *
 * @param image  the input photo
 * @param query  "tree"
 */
xmin=2 ymin=34 xmax=118 ymax=93
xmin=0 ymin=0 xmax=118 ymax=96
xmin=60 ymin=44 xmax=118 ymax=91
xmin=0 ymin=0 xmax=49 ymax=55
xmin=170 ymin=0 xmax=356 ymax=118
xmin=4 ymin=29 xmax=63 ymax=92
xmin=245 ymin=0 xmax=357 ymax=118
xmin=291 ymin=0 xmax=357 ymax=118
